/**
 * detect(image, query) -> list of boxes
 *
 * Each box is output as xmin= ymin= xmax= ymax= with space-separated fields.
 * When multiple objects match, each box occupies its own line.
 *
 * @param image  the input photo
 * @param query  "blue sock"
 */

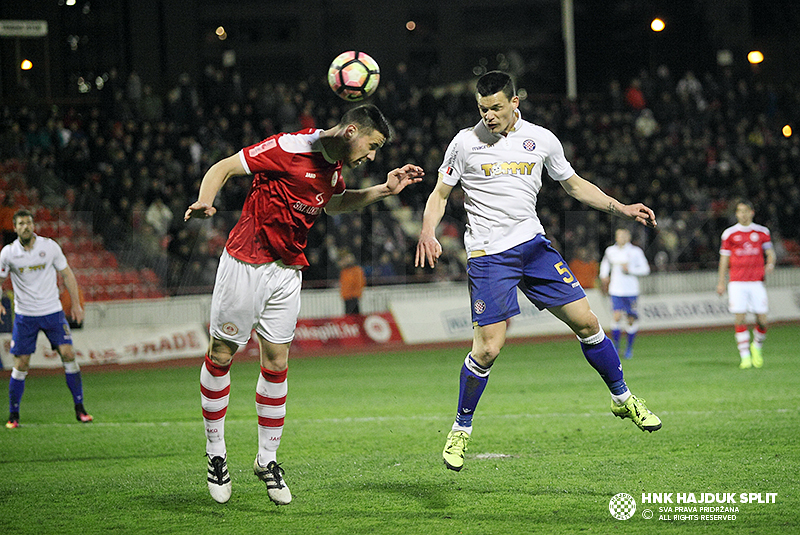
xmin=455 ymin=354 xmax=491 ymax=428
xmin=580 ymin=334 xmax=628 ymax=395
xmin=65 ymin=372 xmax=84 ymax=405
xmin=9 ymin=370 xmax=26 ymax=414
xmin=611 ymin=329 xmax=621 ymax=348
xmin=626 ymin=331 xmax=637 ymax=350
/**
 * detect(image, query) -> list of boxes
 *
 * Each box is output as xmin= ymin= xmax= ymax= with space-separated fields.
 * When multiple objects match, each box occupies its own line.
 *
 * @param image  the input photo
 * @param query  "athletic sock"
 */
xmin=9 ymin=368 xmax=27 ymax=415
xmin=200 ymin=354 xmax=231 ymax=457
xmin=256 ymin=366 xmax=287 ymax=467
xmin=626 ymin=321 xmax=639 ymax=351
xmin=63 ymin=360 xmax=84 ymax=405
xmin=610 ymin=321 xmax=621 ymax=348
xmin=579 ymin=330 xmax=629 ymax=397
xmin=453 ymin=353 xmax=492 ymax=433
xmin=735 ymin=325 xmax=750 ymax=358
xmin=753 ymin=325 xmax=767 ymax=348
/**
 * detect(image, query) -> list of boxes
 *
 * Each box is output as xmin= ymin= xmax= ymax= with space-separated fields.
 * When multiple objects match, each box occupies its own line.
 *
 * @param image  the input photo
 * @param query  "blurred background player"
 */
xmin=0 ymin=209 xmax=92 ymax=428
xmin=185 ymin=104 xmax=423 ymax=505
xmin=716 ymin=200 xmax=775 ymax=369
xmin=415 ymin=71 xmax=661 ymax=473
xmin=599 ymin=227 xmax=651 ymax=359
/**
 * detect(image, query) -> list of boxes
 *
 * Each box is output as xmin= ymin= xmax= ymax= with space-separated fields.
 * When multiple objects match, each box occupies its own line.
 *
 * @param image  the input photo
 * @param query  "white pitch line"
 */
xmin=8 ymin=408 xmax=791 ymax=429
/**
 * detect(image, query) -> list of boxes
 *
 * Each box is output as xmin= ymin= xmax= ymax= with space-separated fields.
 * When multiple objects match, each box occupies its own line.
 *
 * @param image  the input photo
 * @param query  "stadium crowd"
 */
xmin=2 ymin=62 xmax=799 ymax=296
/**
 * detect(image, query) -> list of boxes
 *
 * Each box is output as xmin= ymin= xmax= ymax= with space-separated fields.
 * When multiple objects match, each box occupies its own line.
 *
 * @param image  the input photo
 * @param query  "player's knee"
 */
xmin=472 ymin=344 xmax=501 ymax=366
xmin=208 ymin=338 xmax=236 ymax=367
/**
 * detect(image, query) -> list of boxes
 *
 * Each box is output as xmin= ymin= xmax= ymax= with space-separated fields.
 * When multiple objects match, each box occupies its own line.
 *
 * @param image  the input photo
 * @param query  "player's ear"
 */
xmin=344 ymin=124 xmax=358 ymax=140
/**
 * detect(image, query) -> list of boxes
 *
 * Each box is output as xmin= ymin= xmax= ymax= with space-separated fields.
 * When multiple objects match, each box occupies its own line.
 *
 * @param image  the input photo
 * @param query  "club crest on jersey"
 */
xmin=522 ymin=139 xmax=536 ymax=151
xmin=750 ymin=232 xmax=760 ymax=242
xmin=331 ymin=171 xmax=339 ymax=186
xmin=474 ymin=299 xmax=486 ymax=315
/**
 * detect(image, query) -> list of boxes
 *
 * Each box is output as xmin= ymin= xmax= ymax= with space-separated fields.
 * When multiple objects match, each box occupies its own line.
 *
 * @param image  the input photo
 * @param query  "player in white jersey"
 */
xmin=0 ymin=209 xmax=91 ymax=428
xmin=600 ymin=228 xmax=651 ymax=359
xmin=415 ymin=71 xmax=661 ymax=472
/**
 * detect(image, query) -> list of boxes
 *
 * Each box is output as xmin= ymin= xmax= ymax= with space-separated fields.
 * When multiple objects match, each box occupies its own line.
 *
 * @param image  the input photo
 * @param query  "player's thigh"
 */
xmin=748 ymin=282 xmax=769 ymax=314
xmin=41 ymin=311 xmax=74 ymax=352
xmin=254 ymin=263 xmax=302 ymax=346
xmin=548 ymin=297 xmax=599 ymax=337
xmin=209 ymin=251 xmax=265 ymax=348
xmin=726 ymin=281 xmax=749 ymax=314
xmin=467 ymin=252 xmax=523 ymax=326
xmin=10 ymin=314 xmax=41 ymax=356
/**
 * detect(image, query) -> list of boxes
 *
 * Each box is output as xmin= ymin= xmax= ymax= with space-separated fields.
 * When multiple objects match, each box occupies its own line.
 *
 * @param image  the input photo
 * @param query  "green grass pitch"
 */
xmin=1 ymin=325 xmax=798 ymax=534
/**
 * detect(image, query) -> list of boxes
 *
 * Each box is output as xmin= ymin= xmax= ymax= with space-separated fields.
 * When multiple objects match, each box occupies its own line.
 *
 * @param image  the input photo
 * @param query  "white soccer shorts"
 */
xmin=209 ymin=250 xmax=302 ymax=348
xmin=727 ymin=281 xmax=769 ymax=314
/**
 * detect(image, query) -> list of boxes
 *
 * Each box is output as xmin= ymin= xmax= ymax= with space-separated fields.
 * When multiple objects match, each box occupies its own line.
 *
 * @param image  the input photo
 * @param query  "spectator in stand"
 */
xmin=716 ymin=200 xmax=775 ymax=369
xmin=569 ymin=246 xmax=599 ymax=289
xmin=338 ymin=250 xmax=366 ymax=315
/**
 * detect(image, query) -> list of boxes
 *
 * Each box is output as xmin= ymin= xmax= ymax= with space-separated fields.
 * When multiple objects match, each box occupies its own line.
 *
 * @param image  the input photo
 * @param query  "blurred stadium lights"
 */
xmin=747 ymin=50 xmax=764 ymax=64
xmin=21 ymin=58 xmax=32 ymax=70
xmin=650 ymin=18 xmax=665 ymax=32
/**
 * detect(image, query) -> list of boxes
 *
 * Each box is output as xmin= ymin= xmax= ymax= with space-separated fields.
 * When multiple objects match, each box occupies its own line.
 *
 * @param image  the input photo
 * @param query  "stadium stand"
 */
xmin=2 ymin=64 xmax=799 ymax=301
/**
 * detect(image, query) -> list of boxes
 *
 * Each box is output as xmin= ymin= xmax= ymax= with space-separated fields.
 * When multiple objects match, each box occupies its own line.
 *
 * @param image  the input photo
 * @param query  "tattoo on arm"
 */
xmin=607 ymin=202 xmax=620 ymax=216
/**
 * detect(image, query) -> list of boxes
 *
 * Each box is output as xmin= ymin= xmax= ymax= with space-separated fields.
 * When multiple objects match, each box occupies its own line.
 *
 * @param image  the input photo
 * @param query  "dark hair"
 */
xmin=12 ymin=209 xmax=33 ymax=225
xmin=735 ymin=199 xmax=754 ymax=211
xmin=476 ymin=71 xmax=516 ymax=100
xmin=341 ymin=104 xmax=393 ymax=142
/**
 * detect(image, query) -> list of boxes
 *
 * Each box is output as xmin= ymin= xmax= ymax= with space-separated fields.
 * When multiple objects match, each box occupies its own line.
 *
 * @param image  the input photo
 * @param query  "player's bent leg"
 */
xmin=550 ymin=299 xmax=661 ymax=433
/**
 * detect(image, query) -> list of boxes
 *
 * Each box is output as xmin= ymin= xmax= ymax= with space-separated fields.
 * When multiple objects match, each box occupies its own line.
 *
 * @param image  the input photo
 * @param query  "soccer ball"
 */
xmin=327 ymin=51 xmax=380 ymax=102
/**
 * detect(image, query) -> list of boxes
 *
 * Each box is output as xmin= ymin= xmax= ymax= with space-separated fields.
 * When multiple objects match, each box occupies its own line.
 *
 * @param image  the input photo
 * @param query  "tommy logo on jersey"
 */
xmin=480 ymin=162 xmax=537 ymax=176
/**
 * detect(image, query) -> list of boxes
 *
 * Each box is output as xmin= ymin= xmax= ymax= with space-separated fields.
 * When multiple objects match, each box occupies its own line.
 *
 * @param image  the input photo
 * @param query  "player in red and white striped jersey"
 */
xmin=716 ymin=200 xmax=776 ymax=369
xmin=185 ymin=104 xmax=423 ymax=505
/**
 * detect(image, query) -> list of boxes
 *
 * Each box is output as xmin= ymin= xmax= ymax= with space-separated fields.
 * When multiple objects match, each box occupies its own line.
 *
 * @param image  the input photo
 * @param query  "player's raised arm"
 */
xmin=185 ymin=153 xmax=247 ymax=220
xmin=325 ymin=164 xmax=424 ymax=215
xmin=415 ymin=174 xmax=454 ymax=268
xmin=559 ymin=174 xmax=657 ymax=228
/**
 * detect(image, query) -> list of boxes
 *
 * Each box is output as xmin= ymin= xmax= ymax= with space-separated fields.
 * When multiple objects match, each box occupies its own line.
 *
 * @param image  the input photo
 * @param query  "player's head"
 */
xmin=339 ymin=104 xmax=392 ymax=168
xmin=615 ymin=228 xmax=631 ymax=245
xmin=734 ymin=200 xmax=754 ymax=225
xmin=12 ymin=209 xmax=35 ymax=244
xmin=475 ymin=71 xmax=519 ymax=135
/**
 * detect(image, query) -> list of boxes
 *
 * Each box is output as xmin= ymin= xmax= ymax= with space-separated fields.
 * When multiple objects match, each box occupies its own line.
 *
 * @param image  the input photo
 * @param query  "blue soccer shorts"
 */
xmin=10 ymin=311 xmax=73 ymax=355
xmin=467 ymin=235 xmax=586 ymax=326
xmin=610 ymin=295 xmax=639 ymax=319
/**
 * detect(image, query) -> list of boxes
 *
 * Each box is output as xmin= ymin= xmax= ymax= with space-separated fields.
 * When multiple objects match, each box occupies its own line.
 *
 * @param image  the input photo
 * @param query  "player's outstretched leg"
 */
xmin=579 ymin=330 xmax=661 ymax=432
